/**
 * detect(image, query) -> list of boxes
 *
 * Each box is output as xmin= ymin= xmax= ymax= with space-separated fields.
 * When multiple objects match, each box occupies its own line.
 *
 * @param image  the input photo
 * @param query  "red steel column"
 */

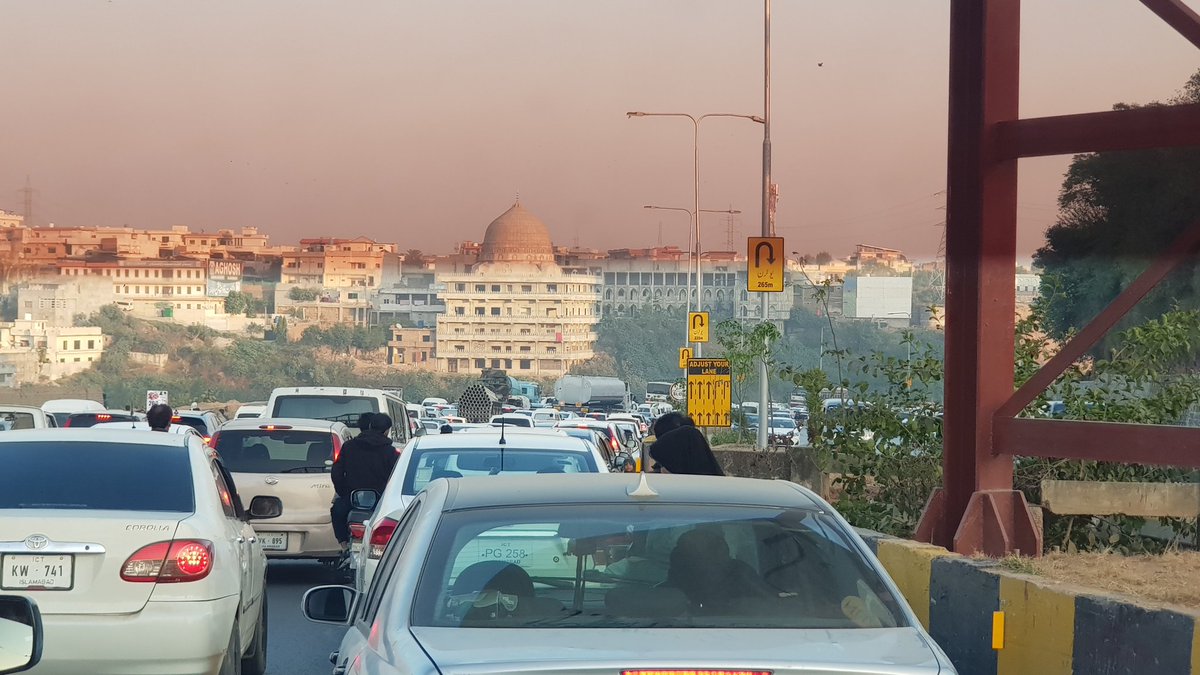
xmin=933 ymin=0 xmax=1021 ymax=549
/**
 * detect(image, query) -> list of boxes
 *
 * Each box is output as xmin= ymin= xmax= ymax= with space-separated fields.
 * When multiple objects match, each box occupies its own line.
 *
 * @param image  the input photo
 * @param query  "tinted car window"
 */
xmin=64 ymin=412 xmax=139 ymax=428
xmin=273 ymin=395 xmax=378 ymax=428
xmin=403 ymin=448 xmax=597 ymax=495
xmin=413 ymin=504 xmax=905 ymax=630
xmin=0 ymin=441 xmax=194 ymax=512
xmin=216 ymin=429 xmax=335 ymax=473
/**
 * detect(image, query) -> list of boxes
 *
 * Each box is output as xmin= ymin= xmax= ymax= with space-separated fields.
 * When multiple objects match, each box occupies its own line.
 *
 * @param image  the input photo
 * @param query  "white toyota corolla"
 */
xmin=0 ymin=429 xmax=281 ymax=675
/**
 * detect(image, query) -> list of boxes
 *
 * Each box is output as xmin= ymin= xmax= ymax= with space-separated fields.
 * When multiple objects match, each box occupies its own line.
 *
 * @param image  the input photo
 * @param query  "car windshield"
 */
xmin=272 ymin=395 xmax=378 ymax=428
xmin=0 ymin=441 xmax=194 ymax=512
xmin=769 ymin=418 xmax=797 ymax=429
xmin=216 ymin=429 xmax=336 ymax=473
xmin=412 ymin=503 xmax=905 ymax=629
xmin=402 ymin=448 xmax=597 ymax=495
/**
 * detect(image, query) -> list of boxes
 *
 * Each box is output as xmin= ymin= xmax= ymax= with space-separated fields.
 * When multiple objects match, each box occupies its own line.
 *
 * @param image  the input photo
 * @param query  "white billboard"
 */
xmin=843 ymin=276 xmax=913 ymax=319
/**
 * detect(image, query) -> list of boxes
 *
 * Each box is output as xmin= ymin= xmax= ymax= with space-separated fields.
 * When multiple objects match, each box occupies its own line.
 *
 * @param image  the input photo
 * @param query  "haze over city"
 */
xmin=3 ymin=0 xmax=1197 ymax=258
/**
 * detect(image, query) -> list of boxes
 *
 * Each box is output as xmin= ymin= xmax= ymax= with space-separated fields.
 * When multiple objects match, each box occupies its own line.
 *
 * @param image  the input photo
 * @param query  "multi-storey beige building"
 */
xmin=281 ymin=237 xmax=395 ymax=288
xmin=57 ymin=258 xmax=221 ymax=319
xmin=435 ymin=203 xmax=600 ymax=376
xmin=0 ymin=211 xmax=24 ymax=229
xmin=0 ymin=319 xmax=105 ymax=387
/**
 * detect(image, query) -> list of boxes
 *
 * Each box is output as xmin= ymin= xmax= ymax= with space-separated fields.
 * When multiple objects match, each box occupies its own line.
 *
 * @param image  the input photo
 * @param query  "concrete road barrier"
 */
xmin=857 ymin=531 xmax=1200 ymax=675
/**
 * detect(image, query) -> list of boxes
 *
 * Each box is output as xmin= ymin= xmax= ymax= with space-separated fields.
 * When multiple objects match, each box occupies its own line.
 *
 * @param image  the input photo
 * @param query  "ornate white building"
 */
xmin=434 ymin=203 xmax=600 ymax=376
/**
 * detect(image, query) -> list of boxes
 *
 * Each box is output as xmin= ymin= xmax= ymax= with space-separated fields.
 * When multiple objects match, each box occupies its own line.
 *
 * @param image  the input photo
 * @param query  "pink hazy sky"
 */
xmin=2 ymin=1 xmax=1197 ymax=259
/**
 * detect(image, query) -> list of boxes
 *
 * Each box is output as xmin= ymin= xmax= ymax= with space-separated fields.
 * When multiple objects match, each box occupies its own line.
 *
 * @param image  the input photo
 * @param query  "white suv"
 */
xmin=0 ymin=429 xmax=281 ymax=675
xmin=266 ymin=386 xmax=417 ymax=443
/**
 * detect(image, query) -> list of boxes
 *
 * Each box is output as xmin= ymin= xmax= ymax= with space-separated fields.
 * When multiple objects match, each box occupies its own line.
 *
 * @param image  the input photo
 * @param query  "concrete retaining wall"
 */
xmin=858 ymin=532 xmax=1200 ymax=674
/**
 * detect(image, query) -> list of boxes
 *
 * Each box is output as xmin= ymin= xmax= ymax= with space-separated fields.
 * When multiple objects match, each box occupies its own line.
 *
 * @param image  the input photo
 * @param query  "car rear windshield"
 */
xmin=216 ymin=429 xmax=336 ymax=473
xmin=272 ymin=395 xmax=378 ymax=428
xmin=403 ymin=448 xmax=597 ymax=495
xmin=412 ymin=503 xmax=906 ymax=630
xmin=0 ymin=441 xmax=194 ymax=512
xmin=65 ymin=413 xmax=138 ymax=428
xmin=173 ymin=416 xmax=211 ymax=435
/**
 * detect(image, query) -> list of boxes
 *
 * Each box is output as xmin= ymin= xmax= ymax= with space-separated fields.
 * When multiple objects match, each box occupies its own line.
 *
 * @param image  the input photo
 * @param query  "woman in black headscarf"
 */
xmin=648 ymin=412 xmax=724 ymax=476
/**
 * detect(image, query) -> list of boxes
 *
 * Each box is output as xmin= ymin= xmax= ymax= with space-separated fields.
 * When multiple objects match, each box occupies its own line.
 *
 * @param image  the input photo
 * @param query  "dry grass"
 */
xmin=1029 ymin=551 xmax=1200 ymax=608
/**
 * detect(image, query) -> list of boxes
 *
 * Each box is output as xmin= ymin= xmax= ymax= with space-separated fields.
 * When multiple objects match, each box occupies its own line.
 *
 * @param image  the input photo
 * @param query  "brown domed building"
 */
xmin=434 ymin=202 xmax=601 ymax=376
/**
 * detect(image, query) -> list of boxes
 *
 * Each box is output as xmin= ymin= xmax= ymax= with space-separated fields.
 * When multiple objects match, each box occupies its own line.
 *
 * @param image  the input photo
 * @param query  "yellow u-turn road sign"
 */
xmin=688 ymin=311 xmax=710 ymax=343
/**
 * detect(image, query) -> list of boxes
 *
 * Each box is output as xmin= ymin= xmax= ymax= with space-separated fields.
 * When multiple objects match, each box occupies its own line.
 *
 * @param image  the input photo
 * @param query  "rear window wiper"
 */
xmin=283 ymin=465 xmax=329 ymax=473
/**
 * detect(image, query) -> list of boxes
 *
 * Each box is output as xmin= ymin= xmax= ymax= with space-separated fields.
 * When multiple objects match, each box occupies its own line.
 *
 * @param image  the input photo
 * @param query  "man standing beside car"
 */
xmin=329 ymin=413 xmax=399 ymax=556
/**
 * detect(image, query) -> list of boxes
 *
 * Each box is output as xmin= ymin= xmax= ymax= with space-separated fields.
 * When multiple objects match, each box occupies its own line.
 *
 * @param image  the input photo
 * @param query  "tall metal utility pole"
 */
xmin=19 ymin=176 xmax=34 ymax=227
xmin=756 ymin=0 xmax=774 ymax=451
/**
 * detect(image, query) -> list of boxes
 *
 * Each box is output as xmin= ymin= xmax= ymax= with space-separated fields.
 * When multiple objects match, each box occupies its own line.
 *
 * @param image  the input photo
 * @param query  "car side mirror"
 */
xmin=414 ymin=426 xmax=427 ymax=437
xmin=246 ymin=495 xmax=283 ymax=520
xmin=302 ymin=586 xmax=358 ymax=625
xmin=0 ymin=595 xmax=42 ymax=674
xmin=349 ymin=489 xmax=379 ymax=511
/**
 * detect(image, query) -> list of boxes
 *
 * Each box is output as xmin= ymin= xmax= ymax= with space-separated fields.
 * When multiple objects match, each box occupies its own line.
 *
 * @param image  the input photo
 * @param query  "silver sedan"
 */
xmin=303 ymin=473 xmax=957 ymax=675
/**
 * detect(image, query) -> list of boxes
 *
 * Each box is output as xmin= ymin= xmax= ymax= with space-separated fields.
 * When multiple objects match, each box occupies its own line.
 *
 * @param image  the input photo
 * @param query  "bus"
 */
xmin=645 ymin=381 xmax=673 ymax=403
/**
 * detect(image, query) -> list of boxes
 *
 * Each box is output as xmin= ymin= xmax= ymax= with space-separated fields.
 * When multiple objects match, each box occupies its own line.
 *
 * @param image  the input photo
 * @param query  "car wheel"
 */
xmin=219 ymin=617 xmax=241 ymax=675
xmin=241 ymin=595 xmax=268 ymax=675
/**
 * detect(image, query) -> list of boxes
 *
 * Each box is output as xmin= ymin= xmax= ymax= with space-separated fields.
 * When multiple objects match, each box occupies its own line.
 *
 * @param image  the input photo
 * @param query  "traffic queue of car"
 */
xmin=0 ymin=386 xmax=958 ymax=675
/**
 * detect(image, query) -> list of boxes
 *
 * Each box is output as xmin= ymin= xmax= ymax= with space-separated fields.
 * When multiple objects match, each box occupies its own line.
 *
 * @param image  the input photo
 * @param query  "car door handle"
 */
xmin=236 ymin=536 xmax=246 ymax=544
xmin=248 ymin=536 xmax=256 ymax=543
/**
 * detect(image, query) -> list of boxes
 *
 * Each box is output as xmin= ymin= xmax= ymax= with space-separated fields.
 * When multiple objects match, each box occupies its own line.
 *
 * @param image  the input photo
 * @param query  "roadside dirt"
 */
xmin=1029 ymin=551 xmax=1200 ymax=608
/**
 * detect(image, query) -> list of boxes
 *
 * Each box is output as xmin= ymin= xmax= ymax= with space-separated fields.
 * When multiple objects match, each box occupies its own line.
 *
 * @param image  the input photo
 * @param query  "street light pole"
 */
xmin=627 ymin=111 xmax=764 ymax=358
xmin=756 ymin=0 xmax=774 ymax=451
xmin=643 ymin=205 xmax=742 ymax=319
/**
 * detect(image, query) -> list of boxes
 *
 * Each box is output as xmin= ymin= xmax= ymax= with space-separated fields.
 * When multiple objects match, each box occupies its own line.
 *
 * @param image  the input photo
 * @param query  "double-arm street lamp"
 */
xmin=642 ymin=205 xmax=742 ymax=319
xmin=627 ymin=111 xmax=764 ymax=355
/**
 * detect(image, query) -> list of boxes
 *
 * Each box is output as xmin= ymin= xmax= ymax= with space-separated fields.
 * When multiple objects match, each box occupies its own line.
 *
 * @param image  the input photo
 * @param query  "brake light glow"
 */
xmin=209 ymin=431 xmax=220 ymax=448
xmin=332 ymin=433 xmax=343 ymax=463
xmin=368 ymin=517 xmax=399 ymax=559
xmin=349 ymin=523 xmax=365 ymax=540
xmin=260 ymin=424 xmax=294 ymax=431
xmin=96 ymin=414 xmax=112 ymax=422
xmin=121 ymin=539 xmax=214 ymax=582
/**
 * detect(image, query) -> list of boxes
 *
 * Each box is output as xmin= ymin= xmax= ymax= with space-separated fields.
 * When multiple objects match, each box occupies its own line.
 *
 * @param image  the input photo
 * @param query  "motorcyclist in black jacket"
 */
xmin=330 ymin=413 xmax=399 ymax=552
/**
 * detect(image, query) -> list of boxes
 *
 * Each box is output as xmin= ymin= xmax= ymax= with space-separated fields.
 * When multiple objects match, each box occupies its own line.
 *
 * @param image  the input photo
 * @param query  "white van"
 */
xmin=265 ymin=386 xmax=417 ymax=443
xmin=41 ymin=399 xmax=106 ymax=427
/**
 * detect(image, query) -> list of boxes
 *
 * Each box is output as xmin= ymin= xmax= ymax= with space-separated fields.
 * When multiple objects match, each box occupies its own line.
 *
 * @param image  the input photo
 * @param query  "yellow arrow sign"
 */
xmin=748 ymin=236 xmax=785 ymax=293
xmin=686 ymin=358 xmax=732 ymax=427
xmin=678 ymin=347 xmax=693 ymax=369
xmin=687 ymin=311 xmax=710 ymax=343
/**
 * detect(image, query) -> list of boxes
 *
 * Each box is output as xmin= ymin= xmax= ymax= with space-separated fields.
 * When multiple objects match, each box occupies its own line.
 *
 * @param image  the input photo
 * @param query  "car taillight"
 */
xmin=368 ymin=517 xmax=398 ymax=559
xmin=332 ymin=433 xmax=343 ymax=463
xmin=121 ymin=539 xmax=214 ymax=583
xmin=209 ymin=431 xmax=220 ymax=448
xmin=610 ymin=436 xmax=619 ymax=451
xmin=63 ymin=418 xmax=73 ymax=427
xmin=349 ymin=523 xmax=365 ymax=541
xmin=96 ymin=414 xmax=112 ymax=422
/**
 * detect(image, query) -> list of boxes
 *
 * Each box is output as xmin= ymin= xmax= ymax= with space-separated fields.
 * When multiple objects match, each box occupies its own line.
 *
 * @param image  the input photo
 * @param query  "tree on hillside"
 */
xmin=1035 ymin=69 xmax=1200 ymax=343
xmin=814 ymin=251 xmax=833 ymax=266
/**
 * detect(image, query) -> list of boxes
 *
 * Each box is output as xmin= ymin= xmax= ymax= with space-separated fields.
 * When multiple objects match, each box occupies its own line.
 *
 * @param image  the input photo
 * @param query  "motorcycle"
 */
xmin=344 ymin=489 xmax=380 ymax=581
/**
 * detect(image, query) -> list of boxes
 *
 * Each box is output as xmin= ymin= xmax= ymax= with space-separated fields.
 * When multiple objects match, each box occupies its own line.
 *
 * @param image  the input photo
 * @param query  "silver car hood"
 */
xmin=410 ymin=626 xmax=945 ymax=674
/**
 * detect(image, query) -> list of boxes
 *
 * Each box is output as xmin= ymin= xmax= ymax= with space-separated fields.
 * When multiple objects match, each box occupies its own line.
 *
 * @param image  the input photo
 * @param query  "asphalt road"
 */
xmin=265 ymin=560 xmax=350 ymax=675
